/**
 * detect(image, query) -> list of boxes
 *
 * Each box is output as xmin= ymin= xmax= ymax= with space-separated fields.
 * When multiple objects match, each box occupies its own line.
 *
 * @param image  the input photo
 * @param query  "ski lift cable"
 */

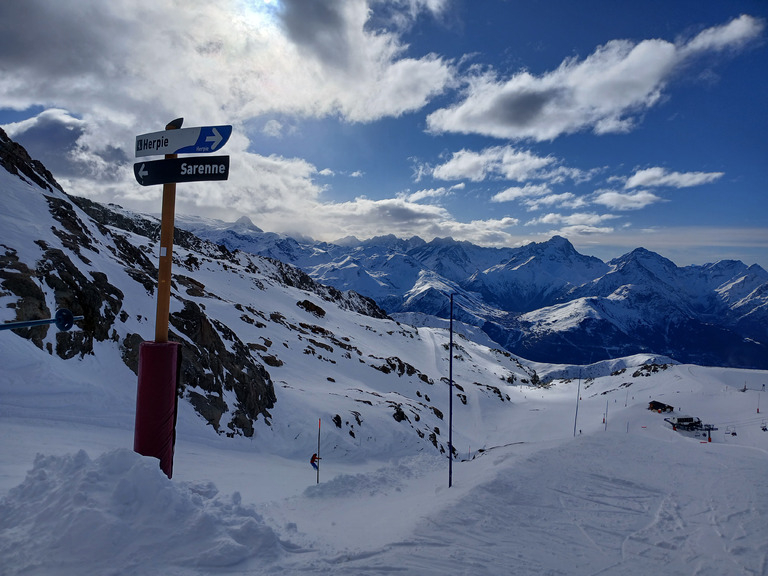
xmin=717 ymin=416 xmax=765 ymax=426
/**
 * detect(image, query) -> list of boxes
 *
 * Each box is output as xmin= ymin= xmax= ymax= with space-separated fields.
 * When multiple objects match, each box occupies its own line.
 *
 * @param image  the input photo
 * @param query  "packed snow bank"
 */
xmin=0 ymin=449 xmax=286 ymax=576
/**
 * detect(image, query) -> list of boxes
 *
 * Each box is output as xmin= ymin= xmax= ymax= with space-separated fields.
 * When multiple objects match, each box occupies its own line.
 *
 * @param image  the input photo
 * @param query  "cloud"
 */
xmin=552 ymin=224 xmax=616 ymax=236
xmin=432 ymin=146 xmax=555 ymax=182
xmin=523 ymin=192 xmax=585 ymax=212
xmin=400 ymin=187 xmax=452 ymax=202
xmin=2 ymin=108 xmax=132 ymax=181
xmin=2 ymin=109 xmax=85 ymax=173
xmin=304 ymin=196 xmax=451 ymax=240
xmin=0 ymin=0 xmax=455 ymax=152
xmin=681 ymin=13 xmax=765 ymax=55
xmin=491 ymin=183 xmax=551 ymax=203
xmin=526 ymin=211 xmax=619 ymax=228
xmin=528 ymin=212 xmax=618 ymax=237
xmin=436 ymin=217 xmax=521 ymax=245
xmin=262 ymin=120 xmax=285 ymax=138
xmin=278 ymin=0 xmax=359 ymax=70
xmin=625 ymin=167 xmax=725 ymax=188
xmin=426 ymin=15 xmax=764 ymax=141
xmin=592 ymin=189 xmax=664 ymax=210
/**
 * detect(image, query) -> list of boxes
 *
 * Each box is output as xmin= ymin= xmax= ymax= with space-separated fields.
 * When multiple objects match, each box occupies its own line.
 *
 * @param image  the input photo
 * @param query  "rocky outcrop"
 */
xmin=0 ymin=247 xmax=51 ymax=350
xmin=0 ymin=127 xmax=62 ymax=192
xmin=169 ymin=300 xmax=276 ymax=437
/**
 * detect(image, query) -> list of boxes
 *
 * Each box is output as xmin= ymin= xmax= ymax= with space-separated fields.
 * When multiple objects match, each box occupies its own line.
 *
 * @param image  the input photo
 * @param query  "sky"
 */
xmin=1 ymin=0 xmax=767 ymax=268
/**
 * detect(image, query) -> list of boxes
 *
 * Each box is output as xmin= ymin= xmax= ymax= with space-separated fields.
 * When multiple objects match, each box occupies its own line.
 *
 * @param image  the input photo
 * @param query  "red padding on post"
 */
xmin=134 ymin=341 xmax=180 ymax=478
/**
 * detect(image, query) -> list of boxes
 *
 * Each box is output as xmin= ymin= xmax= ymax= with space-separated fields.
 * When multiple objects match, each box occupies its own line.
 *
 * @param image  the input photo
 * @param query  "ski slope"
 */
xmin=1 ymin=331 xmax=766 ymax=575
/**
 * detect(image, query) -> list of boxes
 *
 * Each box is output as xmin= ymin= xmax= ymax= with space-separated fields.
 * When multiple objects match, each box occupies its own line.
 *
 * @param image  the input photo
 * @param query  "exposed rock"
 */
xmin=170 ymin=300 xmax=276 ymax=436
xmin=0 ymin=127 xmax=63 ymax=192
xmin=297 ymin=299 xmax=326 ymax=318
xmin=34 ymin=242 xmax=124 ymax=357
xmin=120 ymin=333 xmax=144 ymax=375
xmin=0 ymin=247 xmax=50 ymax=349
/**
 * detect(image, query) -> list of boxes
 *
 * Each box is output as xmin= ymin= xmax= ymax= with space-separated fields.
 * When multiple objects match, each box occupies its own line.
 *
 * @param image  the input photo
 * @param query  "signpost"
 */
xmin=133 ymin=117 xmax=231 ymax=479
xmin=135 ymin=125 xmax=232 ymax=157
xmin=134 ymin=156 xmax=230 ymax=186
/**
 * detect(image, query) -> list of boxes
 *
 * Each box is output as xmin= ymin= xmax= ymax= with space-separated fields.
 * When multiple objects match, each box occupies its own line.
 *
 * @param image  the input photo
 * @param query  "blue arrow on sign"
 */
xmin=174 ymin=125 xmax=233 ymax=154
xmin=135 ymin=125 xmax=232 ymax=157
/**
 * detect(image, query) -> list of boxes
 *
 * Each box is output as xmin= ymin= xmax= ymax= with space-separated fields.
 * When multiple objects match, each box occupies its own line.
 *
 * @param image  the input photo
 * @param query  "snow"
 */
xmin=2 ymin=334 xmax=767 ymax=574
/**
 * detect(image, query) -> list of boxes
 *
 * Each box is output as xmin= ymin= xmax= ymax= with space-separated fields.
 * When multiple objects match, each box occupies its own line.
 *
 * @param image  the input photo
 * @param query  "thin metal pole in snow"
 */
xmin=316 ymin=418 xmax=321 ymax=484
xmin=448 ymin=293 xmax=454 ymax=488
xmin=573 ymin=370 xmax=581 ymax=437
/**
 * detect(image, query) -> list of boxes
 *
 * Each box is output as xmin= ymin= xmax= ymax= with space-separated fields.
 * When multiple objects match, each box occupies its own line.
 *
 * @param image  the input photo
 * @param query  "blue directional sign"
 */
xmin=135 ymin=125 xmax=232 ymax=157
xmin=134 ymin=156 xmax=230 ymax=186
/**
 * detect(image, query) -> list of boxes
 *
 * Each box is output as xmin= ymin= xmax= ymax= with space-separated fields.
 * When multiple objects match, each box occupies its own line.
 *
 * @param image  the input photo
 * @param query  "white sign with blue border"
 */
xmin=135 ymin=125 xmax=232 ymax=157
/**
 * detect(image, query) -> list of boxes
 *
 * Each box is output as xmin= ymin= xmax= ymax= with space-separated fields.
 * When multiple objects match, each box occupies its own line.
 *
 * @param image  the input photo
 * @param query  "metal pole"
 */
xmin=154 ymin=118 xmax=183 ymax=343
xmin=0 ymin=309 xmax=83 ymax=332
xmin=449 ymin=293 xmax=454 ymax=488
xmin=573 ymin=370 xmax=581 ymax=437
xmin=316 ymin=418 xmax=321 ymax=484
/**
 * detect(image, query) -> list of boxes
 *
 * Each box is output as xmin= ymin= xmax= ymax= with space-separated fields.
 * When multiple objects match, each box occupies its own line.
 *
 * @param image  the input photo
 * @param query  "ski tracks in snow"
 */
xmin=265 ymin=433 xmax=768 ymax=575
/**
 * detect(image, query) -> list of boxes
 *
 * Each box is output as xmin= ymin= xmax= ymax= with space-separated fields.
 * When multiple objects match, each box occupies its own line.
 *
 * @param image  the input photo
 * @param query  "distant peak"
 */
xmin=545 ymin=235 xmax=575 ymax=251
xmin=610 ymin=247 xmax=677 ymax=272
xmin=526 ymin=235 xmax=578 ymax=257
xmin=333 ymin=235 xmax=362 ymax=247
xmin=231 ymin=215 xmax=262 ymax=233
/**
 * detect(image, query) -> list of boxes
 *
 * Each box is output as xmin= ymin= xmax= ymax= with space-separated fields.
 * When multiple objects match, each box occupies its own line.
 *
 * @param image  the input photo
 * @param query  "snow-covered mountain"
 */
xmin=178 ymin=216 xmax=768 ymax=369
xmin=3 ymin=129 xmax=768 ymax=575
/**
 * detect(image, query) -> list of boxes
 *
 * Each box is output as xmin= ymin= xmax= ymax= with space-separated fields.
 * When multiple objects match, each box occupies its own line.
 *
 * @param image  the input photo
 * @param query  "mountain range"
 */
xmin=177 ymin=215 xmax=768 ymax=369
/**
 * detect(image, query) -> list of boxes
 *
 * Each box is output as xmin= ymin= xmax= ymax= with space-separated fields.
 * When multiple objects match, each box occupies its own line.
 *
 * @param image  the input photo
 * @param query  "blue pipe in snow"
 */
xmin=0 ymin=308 xmax=84 ymax=332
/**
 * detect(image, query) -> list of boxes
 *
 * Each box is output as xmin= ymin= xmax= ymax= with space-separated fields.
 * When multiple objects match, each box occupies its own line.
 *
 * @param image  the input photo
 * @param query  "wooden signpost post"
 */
xmin=132 ymin=118 xmax=231 ymax=478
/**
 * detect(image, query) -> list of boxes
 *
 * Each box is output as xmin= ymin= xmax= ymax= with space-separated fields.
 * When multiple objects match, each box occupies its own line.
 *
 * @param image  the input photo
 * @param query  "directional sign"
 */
xmin=135 ymin=125 xmax=232 ymax=157
xmin=134 ymin=156 xmax=230 ymax=186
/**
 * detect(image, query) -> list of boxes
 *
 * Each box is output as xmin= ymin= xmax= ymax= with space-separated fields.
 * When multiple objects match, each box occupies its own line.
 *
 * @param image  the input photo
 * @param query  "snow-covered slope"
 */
xmin=2 ymin=329 xmax=767 ymax=575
